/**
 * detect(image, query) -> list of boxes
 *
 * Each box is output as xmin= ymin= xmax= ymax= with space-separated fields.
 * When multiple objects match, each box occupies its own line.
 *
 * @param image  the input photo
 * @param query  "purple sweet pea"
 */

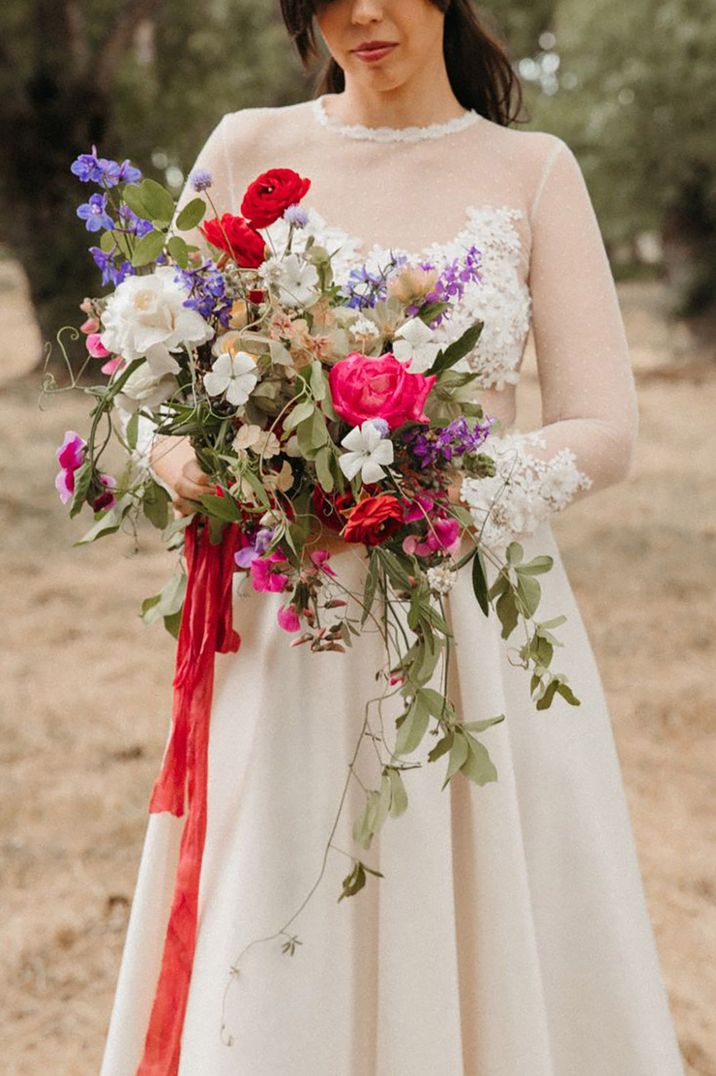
xmin=77 ymin=193 xmax=114 ymax=233
xmin=234 ymin=527 xmax=275 ymax=569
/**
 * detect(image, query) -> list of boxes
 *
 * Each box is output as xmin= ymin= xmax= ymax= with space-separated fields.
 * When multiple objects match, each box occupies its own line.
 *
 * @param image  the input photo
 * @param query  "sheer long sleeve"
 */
xmin=460 ymin=137 xmax=639 ymax=550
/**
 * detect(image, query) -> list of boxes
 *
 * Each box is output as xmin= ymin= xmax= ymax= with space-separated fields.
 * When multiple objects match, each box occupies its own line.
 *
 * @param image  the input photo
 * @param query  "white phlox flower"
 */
xmin=204 ymin=350 xmax=258 ymax=408
xmin=259 ymin=253 xmax=319 ymax=308
xmin=338 ymin=420 xmax=394 ymax=485
xmin=392 ymin=317 xmax=441 ymax=372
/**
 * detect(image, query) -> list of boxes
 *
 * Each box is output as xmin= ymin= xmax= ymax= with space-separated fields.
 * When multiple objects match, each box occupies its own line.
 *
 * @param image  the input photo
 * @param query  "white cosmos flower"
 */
xmin=338 ymin=420 xmax=394 ymax=485
xmin=204 ymin=350 xmax=258 ymax=408
xmin=100 ymin=266 xmax=214 ymax=376
xmin=392 ymin=317 xmax=441 ymax=372
xmin=259 ymin=253 xmax=319 ymax=308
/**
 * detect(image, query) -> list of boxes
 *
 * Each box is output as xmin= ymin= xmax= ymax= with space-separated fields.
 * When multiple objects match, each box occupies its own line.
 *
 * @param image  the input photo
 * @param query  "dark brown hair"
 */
xmin=279 ymin=0 xmax=524 ymax=126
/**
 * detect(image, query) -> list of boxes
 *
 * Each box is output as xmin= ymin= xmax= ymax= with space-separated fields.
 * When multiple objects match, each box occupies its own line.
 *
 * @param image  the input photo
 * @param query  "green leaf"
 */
xmin=125 ymin=411 xmax=139 ymax=451
xmin=538 ymin=615 xmax=567 ymax=630
xmin=137 ymin=178 xmax=175 ymax=224
xmin=418 ymin=688 xmax=450 ymax=720
xmin=395 ymin=695 xmax=430 ymax=755
xmin=167 ymin=235 xmax=189 ymax=269
xmin=495 ymin=585 xmax=519 ymax=639
xmin=535 ymin=679 xmax=559 ymax=711
xmin=142 ymin=479 xmax=171 ymax=529
xmin=360 ymin=553 xmax=380 ymax=627
xmin=471 ymin=549 xmax=490 ymax=616
xmin=175 ymin=197 xmax=206 ymax=231
xmin=442 ymin=731 xmax=469 ymax=787
xmin=132 ymin=229 xmax=166 ymax=268
xmin=462 ymin=714 xmax=506 ymax=733
xmin=99 ymin=229 xmax=116 ymax=253
xmin=283 ymin=399 xmax=314 ymax=432
xmin=461 ymin=737 xmax=498 ymax=786
xmin=427 ymin=320 xmax=483 ymax=375
xmin=516 ymin=555 xmax=553 ymax=576
xmin=516 ymin=574 xmax=542 ymax=618
xmin=122 ymin=183 xmax=150 ymax=219
xmin=557 ymin=682 xmax=581 ymax=707
xmin=338 ymin=861 xmax=367 ymax=902
xmin=198 ymin=492 xmax=243 ymax=521
xmin=68 ymin=459 xmax=94 ymax=518
xmin=309 ymin=360 xmax=327 ymax=401
xmin=387 ymin=767 xmax=408 ymax=817
xmin=315 ymin=446 xmax=334 ymax=492
xmin=428 ymin=731 xmax=453 ymax=763
xmin=506 ymin=541 xmax=524 ymax=565
xmin=75 ymin=496 xmax=132 ymax=544
xmin=141 ymin=570 xmax=187 ymax=627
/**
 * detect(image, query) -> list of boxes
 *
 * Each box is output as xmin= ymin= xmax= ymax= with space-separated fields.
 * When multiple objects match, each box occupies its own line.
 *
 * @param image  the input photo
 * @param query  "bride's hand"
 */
xmin=149 ymin=435 xmax=211 ymax=517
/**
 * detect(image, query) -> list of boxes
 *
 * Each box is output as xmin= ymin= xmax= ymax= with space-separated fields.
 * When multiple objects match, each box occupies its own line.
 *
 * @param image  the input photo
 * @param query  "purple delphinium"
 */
xmin=341 ymin=252 xmax=408 ymax=309
xmin=71 ymin=147 xmax=141 ymax=188
xmin=190 ymin=169 xmax=213 ymax=192
xmin=118 ymin=204 xmax=153 ymax=237
xmin=77 ymin=193 xmax=114 ymax=233
xmin=424 ymin=245 xmax=481 ymax=313
xmin=404 ymin=415 xmax=493 ymax=469
xmin=175 ymin=261 xmax=232 ymax=325
xmin=89 ymin=246 xmax=135 ymax=287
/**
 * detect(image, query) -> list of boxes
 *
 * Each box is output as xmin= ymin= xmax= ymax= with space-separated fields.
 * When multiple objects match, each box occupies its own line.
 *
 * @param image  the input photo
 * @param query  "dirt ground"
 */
xmin=1 ymin=258 xmax=714 ymax=1074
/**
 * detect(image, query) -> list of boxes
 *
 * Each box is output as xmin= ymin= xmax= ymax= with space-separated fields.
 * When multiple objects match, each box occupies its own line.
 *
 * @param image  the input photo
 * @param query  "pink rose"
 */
xmin=328 ymin=351 xmax=435 ymax=430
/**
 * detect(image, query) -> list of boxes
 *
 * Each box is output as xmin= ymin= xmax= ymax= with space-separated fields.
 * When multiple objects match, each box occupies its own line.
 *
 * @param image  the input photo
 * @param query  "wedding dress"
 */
xmin=100 ymin=95 xmax=684 ymax=1075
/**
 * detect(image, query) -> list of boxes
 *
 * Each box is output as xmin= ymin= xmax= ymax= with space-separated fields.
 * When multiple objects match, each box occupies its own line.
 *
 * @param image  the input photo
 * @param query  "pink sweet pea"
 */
xmin=402 ymin=516 xmax=460 ymax=557
xmin=92 ymin=474 xmax=117 ymax=512
xmin=328 ymin=351 xmax=435 ymax=430
xmin=80 ymin=317 xmax=99 ymax=334
xmin=54 ymin=467 xmax=76 ymax=504
xmin=403 ymin=494 xmax=434 ymax=522
xmin=56 ymin=430 xmax=86 ymax=471
xmin=86 ymin=332 xmax=110 ymax=359
xmin=309 ymin=548 xmax=337 ymax=577
xmin=250 ymin=552 xmax=290 ymax=593
xmin=100 ymin=356 xmax=123 ymax=375
xmin=277 ymin=604 xmax=301 ymax=632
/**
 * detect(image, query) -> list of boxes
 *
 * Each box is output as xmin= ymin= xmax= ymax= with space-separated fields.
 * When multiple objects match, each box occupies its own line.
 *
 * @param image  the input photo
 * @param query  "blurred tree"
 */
xmin=0 ymin=0 xmax=305 ymax=344
xmin=528 ymin=0 xmax=716 ymax=320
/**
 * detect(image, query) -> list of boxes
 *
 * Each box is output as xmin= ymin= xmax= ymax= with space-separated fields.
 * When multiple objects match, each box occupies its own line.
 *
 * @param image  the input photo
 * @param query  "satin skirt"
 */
xmin=100 ymin=523 xmax=684 ymax=1075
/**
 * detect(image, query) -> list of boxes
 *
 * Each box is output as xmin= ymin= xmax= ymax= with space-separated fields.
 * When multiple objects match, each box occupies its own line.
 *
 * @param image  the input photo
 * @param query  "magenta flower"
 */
xmin=250 ymin=552 xmax=290 ymax=593
xmin=309 ymin=548 xmax=337 ymax=577
xmin=277 ymin=604 xmax=301 ymax=633
xmin=402 ymin=515 xmax=460 ymax=557
xmin=86 ymin=332 xmax=109 ymax=359
xmin=92 ymin=474 xmax=117 ymax=512
xmin=101 ymin=356 xmax=123 ymax=375
xmin=403 ymin=493 xmax=434 ymax=523
xmin=56 ymin=430 xmax=86 ymax=471
xmin=54 ymin=467 xmax=76 ymax=504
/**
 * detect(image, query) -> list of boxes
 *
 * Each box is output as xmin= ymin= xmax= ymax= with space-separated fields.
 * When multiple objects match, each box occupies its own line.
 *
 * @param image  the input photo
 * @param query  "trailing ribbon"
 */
xmin=136 ymin=517 xmax=241 ymax=1075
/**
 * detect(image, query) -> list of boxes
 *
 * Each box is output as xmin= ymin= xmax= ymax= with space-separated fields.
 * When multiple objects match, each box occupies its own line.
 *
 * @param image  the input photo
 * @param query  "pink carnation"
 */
xmin=328 ymin=351 xmax=435 ymax=431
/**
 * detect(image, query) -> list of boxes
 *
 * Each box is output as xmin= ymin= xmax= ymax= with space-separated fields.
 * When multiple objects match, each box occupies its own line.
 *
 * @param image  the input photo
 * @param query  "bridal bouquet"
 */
xmin=49 ymin=148 xmax=580 ymax=907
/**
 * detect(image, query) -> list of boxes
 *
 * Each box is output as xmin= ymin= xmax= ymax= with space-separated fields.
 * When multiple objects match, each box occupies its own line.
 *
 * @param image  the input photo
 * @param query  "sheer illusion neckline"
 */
xmin=311 ymin=95 xmax=481 ymax=144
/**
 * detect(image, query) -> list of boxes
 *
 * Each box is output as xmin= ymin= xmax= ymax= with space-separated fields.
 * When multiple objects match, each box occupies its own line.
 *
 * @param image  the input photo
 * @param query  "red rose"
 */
xmin=240 ymin=168 xmax=311 ymax=229
xmin=311 ymin=486 xmax=356 ymax=532
xmin=328 ymin=351 xmax=436 ymax=430
xmin=200 ymin=213 xmax=266 ymax=268
xmin=342 ymin=494 xmax=404 ymax=546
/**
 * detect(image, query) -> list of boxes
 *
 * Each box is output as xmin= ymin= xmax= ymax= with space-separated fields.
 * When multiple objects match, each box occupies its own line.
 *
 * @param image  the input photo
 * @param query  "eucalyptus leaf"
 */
xmin=462 ymin=714 xmax=506 ymax=733
xmin=461 ymin=738 xmax=498 ymax=786
xmin=442 ymin=731 xmax=469 ymax=786
xmin=387 ymin=768 xmax=408 ymax=817
xmin=395 ymin=695 xmax=430 ymax=755
xmin=516 ymin=574 xmax=542 ymax=618
xmin=495 ymin=585 xmax=519 ymax=640
xmin=516 ymin=554 xmax=554 ymax=576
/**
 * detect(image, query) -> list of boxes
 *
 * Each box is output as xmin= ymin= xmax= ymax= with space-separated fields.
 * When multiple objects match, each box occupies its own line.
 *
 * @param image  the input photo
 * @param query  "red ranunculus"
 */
xmin=200 ymin=213 xmax=266 ymax=268
xmin=342 ymin=494 xmax=404 ymax=546
xmin=240 ymin=168 xmax=311 ymax=229
xmin=329 ymin=351 xmax=436 ymax=430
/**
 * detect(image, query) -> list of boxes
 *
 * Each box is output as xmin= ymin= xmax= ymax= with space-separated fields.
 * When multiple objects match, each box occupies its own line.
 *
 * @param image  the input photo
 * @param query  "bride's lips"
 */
xmin=351 ymin=40 xmax=398 ymax=64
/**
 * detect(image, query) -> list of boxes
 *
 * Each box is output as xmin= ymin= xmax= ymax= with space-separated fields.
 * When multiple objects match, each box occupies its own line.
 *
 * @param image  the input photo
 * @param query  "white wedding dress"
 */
xmin=100 ymin=96 xmax=684 ymax=1075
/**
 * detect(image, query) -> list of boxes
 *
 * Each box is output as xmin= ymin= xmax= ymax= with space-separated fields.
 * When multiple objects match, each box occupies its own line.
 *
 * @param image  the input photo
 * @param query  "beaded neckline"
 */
xmin=311 ymin=95 xmax=481 ymax=144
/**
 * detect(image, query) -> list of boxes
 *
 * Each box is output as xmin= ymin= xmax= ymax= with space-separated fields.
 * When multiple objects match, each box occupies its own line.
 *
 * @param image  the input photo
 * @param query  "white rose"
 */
xmin=100 ymin=266 xmax=214 ymax=376
xmin=114 ymin=361 xmax=178 ymax=413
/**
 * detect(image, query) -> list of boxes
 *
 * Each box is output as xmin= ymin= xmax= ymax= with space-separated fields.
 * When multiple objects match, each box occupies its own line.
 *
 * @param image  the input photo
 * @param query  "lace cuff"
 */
xmin=459 ymin=431 xmax=592 ymax=552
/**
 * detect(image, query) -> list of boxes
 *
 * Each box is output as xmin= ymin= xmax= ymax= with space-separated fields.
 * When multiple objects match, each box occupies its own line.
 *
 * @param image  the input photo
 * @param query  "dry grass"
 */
xmin=1 ymin=263 xmax=714 ymax=1074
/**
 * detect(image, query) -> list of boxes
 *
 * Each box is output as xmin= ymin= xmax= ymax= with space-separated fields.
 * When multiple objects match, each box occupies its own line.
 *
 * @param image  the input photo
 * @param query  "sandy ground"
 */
xmin=0 ymin=258 xmax=714 ymax=1074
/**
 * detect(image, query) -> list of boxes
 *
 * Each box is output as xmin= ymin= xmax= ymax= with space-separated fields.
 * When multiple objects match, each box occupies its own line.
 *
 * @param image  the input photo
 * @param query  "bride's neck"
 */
xmin=328 ymin=63 xmax=465 ymax=130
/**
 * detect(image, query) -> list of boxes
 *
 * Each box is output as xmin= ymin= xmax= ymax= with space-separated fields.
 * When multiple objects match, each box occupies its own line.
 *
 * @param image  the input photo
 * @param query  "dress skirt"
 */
xmin=100 ymin=522 xmax=684 ymax=1075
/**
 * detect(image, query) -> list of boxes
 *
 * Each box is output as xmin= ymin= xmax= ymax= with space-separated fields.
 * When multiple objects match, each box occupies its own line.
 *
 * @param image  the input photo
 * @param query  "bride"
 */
xmin=100 ymin=1 xmax=685 ymax=1073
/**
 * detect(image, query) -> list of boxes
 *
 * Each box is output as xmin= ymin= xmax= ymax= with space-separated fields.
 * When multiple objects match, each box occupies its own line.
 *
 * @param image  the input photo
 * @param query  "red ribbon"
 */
xmin=136 ymin=518 xmax=241 ymax=1075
